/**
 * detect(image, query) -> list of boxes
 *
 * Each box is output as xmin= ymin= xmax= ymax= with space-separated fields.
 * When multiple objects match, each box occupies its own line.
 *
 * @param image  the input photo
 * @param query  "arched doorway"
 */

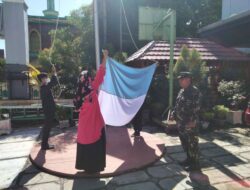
xmin=29 ymin=30 xmax=41 ymax=53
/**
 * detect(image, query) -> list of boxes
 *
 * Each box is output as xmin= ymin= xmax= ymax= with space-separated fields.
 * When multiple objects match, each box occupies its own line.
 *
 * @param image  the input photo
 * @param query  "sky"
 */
xmin=0 ymin=0 xmax=93 ymax=51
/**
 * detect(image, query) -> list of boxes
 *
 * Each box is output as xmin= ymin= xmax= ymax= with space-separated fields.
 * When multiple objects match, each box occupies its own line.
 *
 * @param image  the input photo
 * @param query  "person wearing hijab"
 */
xmin=75 ymin=50 xmax=108 ymax=173
xmin=73 ymin=69 xmax=92 ymax=110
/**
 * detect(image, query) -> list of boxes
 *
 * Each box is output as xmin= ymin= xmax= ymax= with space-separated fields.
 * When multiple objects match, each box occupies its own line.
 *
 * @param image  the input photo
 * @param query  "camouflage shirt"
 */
xmin=172 ymin=85 xmax=201 ymax=126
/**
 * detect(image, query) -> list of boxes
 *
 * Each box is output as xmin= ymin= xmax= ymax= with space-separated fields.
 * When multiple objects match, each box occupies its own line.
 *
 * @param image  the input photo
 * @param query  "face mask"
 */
xmin=46 ymin=78 xmax=51 ymax=83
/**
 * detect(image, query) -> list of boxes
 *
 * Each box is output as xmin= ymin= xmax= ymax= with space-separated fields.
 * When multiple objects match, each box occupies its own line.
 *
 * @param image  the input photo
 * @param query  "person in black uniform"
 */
xmin=37 ymin=65 xmax=59 ymax=150
xmin=131 ymin=106 xmax=143 ymax=137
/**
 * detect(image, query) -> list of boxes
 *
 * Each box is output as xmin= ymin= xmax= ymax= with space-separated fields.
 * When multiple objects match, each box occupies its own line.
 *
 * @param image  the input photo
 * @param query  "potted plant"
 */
xmin=200 ymin=111 xmax=215 ymax=130
xmin=213 ymin=105 xmax=229 ymax=126
xmin=217 ymin=80 xmax=246 ymax=124
xmin=0 ymin=111 xmax=11 ymax=135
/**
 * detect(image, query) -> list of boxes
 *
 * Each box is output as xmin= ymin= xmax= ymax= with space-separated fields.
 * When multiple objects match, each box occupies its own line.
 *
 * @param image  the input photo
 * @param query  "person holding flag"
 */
xmin=75 ymin=50 xmax=108 ymax=173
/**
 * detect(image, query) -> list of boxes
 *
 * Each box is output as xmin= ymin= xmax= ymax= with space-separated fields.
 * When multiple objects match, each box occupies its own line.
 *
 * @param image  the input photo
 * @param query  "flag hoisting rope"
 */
xmin=48 ymin=0 xmax=62 ymax=98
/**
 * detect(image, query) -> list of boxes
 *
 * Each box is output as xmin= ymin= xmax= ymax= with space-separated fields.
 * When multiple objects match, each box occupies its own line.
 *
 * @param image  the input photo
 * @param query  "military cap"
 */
xmin=177 ymin=71 xmax=192 ymax=79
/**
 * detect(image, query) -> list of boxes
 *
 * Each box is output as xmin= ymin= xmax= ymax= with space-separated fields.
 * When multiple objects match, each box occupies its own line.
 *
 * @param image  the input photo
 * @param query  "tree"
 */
xmin=174 ymin=45 xmax=207 ymax=87
xmin=159 ymin=0 xmax=222 ymax=37
xmin=0 ymin=58 xmax=6 ymax=82
xmin=38 ymin=5 xmax=95 ymax=98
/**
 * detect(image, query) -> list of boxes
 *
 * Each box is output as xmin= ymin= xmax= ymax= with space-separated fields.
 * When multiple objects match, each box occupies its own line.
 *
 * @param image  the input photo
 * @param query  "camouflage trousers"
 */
xmin=178 ymin=124 xmax=200 ymax=165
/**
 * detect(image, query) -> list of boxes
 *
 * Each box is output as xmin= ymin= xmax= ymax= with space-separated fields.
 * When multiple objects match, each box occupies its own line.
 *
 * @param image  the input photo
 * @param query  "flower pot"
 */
xmin=226 ymin=110 xmax=243 ymax=125
xmin=201 ymin=121 xmax=210 ymax=130
xmin=0 ymin=119 xmax=11 ymax=135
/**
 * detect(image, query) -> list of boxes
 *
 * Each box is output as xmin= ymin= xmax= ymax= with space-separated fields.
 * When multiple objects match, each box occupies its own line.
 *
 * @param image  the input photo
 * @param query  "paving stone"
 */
xmin=239 ymin=152 xmax=250 ymax=161
xmin=116 ymin=182 xmax=160 ymax=190
xmin=227 ymin=164 xmax=250 ymax=179
xmin=147 ymin=165 xmax=170 ymax=178
xmin=199 ymin=138 xmax=208 ymax=143
xmin=0 ymin=158 xmax=27 ymax=189
xmin=199 ymin=142 xmax=217 ymax=149
xmin=212 ymin=155 xmax=244 ymax=167
xmin=223 ymin=145 xmax=250 ymax=154
xmin=63 ymin=178 xmax=110 ymax=190
xmin=173 ymin=176 xmax=200 ymax=190
xmin=166 ymin=145 xmax=184 ymax=154
xmin=154 ymin=154 xmax=173 ymax=166
xmin=111 ymin=171 xmax=149 ymax=185
xmin=202 ymin=169 xmax=235 ymax=184
xmin=169 ymin=152 xmax=186 ymax=162
xmin=147 ymin=163 xmax=187 ymax=179
xmin=0 ymin=141 xmax=36 ymax=160
xmin=199 ymin=159 xmax=222 ymax=170
xmin=201 ymin=147 xmax=230 ymax=158
xmin=0 ymin=128 xmax=40 ymax=144
xmin=19 ymin=172 xmax=60 ymax=186
xmin=211 ymin=139 xmax=235 ymax=147
xmin=212 ymin=181 xmax=250 ymax=190
xmin=159 ymin=178 xmax=179 ymax=190
xmin=23 ymin=181 xmax=61 ymax=190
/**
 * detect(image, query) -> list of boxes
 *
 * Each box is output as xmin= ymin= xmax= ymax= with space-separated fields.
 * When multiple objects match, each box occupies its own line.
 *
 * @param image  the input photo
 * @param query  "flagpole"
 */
xmin=168 ymin=10 xmax=176 ymax=109
xmin=94 ymin=0 xmax=101 ymax=69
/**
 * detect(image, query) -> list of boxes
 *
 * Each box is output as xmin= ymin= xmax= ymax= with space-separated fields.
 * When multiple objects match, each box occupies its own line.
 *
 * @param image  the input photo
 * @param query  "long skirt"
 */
xmin=75 ymin=128 xmax=106 ymax=173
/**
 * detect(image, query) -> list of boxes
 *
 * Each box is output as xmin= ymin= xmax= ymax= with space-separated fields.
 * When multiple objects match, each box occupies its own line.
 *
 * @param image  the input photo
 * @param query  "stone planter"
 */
xmin=59 ymin=120 xmax=69 ymax=128
xmin=0 ymin=119 xmax=11 ymax=135
xmin=214 ymin=118 xmax=226 ymax=126
xmin=226 ymin=110 xmax=243 ymax=125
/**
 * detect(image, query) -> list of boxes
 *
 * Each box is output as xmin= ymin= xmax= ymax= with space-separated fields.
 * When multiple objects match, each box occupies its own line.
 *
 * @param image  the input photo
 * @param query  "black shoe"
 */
xmin=184 ymin=163 xmax=201 ymax=172
xmin=178 ymin=158 xmax=190 ymax=166
xmin=41 ymin=144 xmax=55 ymax=150
xmin=131 ymin=132 xmax=141 ymax=137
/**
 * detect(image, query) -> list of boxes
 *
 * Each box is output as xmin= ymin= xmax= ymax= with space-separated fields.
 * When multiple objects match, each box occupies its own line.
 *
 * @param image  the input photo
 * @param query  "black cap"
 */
xmin=177 ymin=71 xmax=192 ymax=79
xmin=37 ymin=72 xmax=48 ymax=82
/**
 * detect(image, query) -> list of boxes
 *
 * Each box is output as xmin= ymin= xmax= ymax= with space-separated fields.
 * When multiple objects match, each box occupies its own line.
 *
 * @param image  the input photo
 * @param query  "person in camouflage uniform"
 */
xmin=171 ymin=72 xmax=202 ymax=171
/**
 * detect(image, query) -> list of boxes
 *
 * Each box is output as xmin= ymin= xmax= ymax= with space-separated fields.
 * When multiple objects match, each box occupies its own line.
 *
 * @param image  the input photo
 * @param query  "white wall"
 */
xmin=3 ymin=0 xmax=29 ymax=64
xmin=222 ymin=0 xmax=250 ymax=19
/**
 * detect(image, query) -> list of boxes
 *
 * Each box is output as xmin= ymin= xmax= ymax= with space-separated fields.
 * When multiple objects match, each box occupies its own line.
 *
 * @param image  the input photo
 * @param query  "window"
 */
xmin=30 ymin=30 xmax=41 ymax=53
xmin=138 ymin=7 xmax=170 ymax=41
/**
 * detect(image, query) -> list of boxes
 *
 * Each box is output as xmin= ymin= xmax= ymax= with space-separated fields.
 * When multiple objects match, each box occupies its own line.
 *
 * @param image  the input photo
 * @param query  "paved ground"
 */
xmin=0 ymin=127 xmax=40 ymax=189
xmin=29 ymin=127 xmax=165 ymax=177
xmin=1 ymin=125 xmax=250 ymax=190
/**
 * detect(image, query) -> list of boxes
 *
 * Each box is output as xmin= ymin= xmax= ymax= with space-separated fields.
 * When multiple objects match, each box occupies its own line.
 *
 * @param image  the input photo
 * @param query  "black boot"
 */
xmin=131 ymin=131 xmax=141 ymax=137
xmin=184 ymin=162 xmax=201 ymax=172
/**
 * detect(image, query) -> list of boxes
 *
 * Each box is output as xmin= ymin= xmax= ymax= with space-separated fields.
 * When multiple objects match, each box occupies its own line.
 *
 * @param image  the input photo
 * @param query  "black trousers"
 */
xmin=41 ymin=113 xmax=55 ymax=148
xmin=133 ymin=108 xmax=143 ymax=133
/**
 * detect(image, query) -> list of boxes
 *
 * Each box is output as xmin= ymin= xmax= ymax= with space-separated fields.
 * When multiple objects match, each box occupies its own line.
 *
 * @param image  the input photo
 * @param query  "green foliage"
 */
xmin=174 ymin=45 xmax=207 ymax=87
xmin=213 ymin=105 xmax=229 ymax=120
xmin=201 ymin=111 xmax=214 ymax=121
xmin=0 ymin=58 xmax=6 ymax=82
xmin=220 ymin=64 xmax=247 ymax=81
xmin=217 ymin=80 xmax=246 ymax=109
xmin=159 ymin=0 xmax=222 ymax=37
xmin=113 ymin=52 xmax=128 ymax=63
xmin=38 ymin=6 xmax=95 ymax=98
xmin=55 ymin=105 xmax=71 ymax=121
